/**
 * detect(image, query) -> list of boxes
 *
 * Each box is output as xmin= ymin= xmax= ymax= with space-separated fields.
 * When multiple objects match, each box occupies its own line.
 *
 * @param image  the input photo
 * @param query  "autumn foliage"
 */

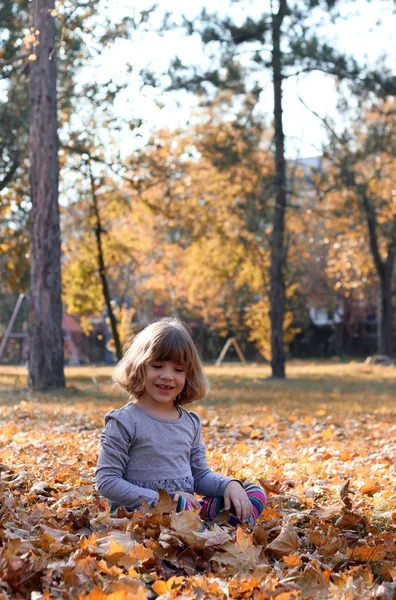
xmin=0 ymin=363 xmax=395 ymax=599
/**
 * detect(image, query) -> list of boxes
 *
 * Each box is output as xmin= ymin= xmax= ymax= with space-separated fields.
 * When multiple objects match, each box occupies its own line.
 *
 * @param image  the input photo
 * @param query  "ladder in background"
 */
xmin=0 ymin=293 xmax=28 ymax=362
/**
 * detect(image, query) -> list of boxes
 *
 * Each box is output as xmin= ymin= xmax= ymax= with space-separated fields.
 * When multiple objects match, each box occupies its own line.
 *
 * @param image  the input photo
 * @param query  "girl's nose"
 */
xmin=160 ymin=368 xmax=172 ymax=379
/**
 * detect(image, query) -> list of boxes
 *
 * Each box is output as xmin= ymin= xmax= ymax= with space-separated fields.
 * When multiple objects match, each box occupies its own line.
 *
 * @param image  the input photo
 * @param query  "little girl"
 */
xmin=95 ymin=317 xmax=266 ymax=525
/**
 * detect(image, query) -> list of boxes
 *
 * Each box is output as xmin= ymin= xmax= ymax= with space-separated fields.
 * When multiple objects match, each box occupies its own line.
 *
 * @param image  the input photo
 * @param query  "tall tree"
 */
xmin=28 ymin=0 xmax=65 ymax=389
xmin=319 ymin=99 xmax=396 ymax=356
xmin=88 ymin=160 xmax=122 ymax=360
xmin=166 ymin=0 xmax=394 ymax=377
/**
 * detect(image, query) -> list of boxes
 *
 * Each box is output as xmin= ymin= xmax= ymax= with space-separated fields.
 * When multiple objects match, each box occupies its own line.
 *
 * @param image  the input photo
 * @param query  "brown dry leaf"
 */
xmin=141 ymin=489 xmax=176 ymax=514
xmin=335 ymin=511 xmax=364 ymax=529
xmin=170 ymin=510 xmax=231 ymax=548
xmin=170 ymin=507 xmax=202 ymax=544
xmin=253 ymin=524 xmax=269 ymax=547
xmin=211 ymin=528 xmax=261 ymax=571
xmin=266 ymin=523 xmax=300 ymax=558
xmin=312 ymin=503 xmax=343 ymax=519
xmin=340 ymin=480 xmax=353 ymax=509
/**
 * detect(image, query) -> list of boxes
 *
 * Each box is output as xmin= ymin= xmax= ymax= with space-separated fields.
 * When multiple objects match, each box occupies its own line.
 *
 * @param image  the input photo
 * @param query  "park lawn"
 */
xmin=0 ymin=361 xmax=395 ymax=599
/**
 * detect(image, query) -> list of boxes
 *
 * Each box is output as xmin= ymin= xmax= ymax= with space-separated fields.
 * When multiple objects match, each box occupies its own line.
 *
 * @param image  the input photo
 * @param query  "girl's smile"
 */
xmin=138 ymin=361 xmax=186 ymax=414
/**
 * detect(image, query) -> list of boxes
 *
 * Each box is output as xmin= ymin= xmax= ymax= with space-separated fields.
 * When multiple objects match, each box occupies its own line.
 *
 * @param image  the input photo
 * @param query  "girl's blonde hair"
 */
xmin=112 ymin=317 xmax=210 ymax=405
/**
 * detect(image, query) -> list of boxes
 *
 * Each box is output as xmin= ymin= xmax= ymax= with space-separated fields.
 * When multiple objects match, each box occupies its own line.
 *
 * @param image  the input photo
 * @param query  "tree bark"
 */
xmin=378 ymin=269 xmax=393 ymax=356
xmin=270 ymin=0 xmax=287 ymax=378
xmin=88 ymin=163 xmax=123 ymax=361
xmin=28 ymin=0 xmax=65 ymax=390
xmin=361 ymin=192 xmax=395 ymax=356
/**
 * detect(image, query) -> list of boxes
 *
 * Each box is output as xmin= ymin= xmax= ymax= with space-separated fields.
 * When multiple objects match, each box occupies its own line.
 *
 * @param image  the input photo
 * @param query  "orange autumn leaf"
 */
xmin=360 ymin=480 xmax=381 ymax=495
xmin=283 ymin=553 xmax=302 ymax=567
xmin=275 ymin=592 xmax=300 ymax=600
xmin=151 ymin=580 xmax=168 ymax=596
xmin=347 ymin=546 xmax=386 ymax=561
xmin=340 ymin=450 xmax=352 ymax=461
xmin=128 ymin=544 xmax=154 ymax=565
xmin=152 ymin=576 xmax=184 ymax=595
xmin=258 ymin=479 xmax=284 ymax=494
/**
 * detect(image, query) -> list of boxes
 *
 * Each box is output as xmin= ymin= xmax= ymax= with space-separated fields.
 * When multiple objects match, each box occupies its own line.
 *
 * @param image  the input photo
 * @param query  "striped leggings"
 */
xmin=175 ymin=482 xmax=266 ymax=526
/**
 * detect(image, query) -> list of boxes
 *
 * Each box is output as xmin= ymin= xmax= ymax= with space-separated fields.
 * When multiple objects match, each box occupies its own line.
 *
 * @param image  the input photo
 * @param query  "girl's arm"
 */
xmin=95 ymin=417 xmax=158 ymax=509
xmin=189 ymin=413 xmax=239 ymax=497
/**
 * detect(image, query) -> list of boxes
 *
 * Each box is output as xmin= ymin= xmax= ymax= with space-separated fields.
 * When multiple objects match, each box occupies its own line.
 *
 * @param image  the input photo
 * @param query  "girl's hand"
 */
xmin=174 ymin=491 xmax=201 ymax=509
xmin=224 ymin=481 xmax=252 ymax=522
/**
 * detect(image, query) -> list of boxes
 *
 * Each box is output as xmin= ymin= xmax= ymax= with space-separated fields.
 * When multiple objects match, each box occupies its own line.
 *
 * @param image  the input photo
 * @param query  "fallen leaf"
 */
xmin=360 ymin=480 xmax=381 ymax=495
xmin=340 ymin=480 xmax=353 ymax=509
xmin=283 ymin=553 xmax=302 ymax=567
xmin=266 ymin=523 xmax=300 ymax=558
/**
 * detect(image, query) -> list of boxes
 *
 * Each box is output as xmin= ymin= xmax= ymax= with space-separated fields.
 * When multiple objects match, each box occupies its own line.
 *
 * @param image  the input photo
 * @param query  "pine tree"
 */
xmin=28 ymin=0 xmax=65 ymax=389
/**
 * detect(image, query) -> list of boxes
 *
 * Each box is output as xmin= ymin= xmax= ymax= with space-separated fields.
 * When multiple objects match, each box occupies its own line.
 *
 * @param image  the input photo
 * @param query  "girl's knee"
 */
xmin=243 ymin=482 xmax=267 ymax=516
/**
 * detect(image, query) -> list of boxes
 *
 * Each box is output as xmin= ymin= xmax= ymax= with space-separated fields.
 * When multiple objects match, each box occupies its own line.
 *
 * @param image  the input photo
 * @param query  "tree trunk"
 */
xmin=28 ymin=0 xmax=65 ymax=390
xmin=270 ymin=0 xmax=287 ymax=378
xmin=361 ymin=193 xmax=395 ymax=357
xmin=89 ymin=164 xmax=123 ymax=361
xmin=378 ymin=267 xmax=394 ymax=356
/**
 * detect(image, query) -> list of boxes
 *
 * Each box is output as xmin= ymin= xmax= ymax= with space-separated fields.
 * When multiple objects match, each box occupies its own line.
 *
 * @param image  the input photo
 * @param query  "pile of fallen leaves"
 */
xmin=0 ymin=395 xmax=396 ymax=599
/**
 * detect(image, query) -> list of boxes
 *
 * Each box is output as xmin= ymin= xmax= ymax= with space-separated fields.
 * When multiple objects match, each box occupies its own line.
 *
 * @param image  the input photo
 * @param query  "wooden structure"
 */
xmin=215 ymin=337 xmax=247 ymax=366
xmin=0 ymin=294 xmax=28 ymax=362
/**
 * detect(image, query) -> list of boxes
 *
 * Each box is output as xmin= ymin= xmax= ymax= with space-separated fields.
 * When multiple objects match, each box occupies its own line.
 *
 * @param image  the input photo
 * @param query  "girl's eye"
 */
xmin=175 ymin=368 xmax=184 ymax=373
xmin=151 ymin=364 xmax=162 ymax=369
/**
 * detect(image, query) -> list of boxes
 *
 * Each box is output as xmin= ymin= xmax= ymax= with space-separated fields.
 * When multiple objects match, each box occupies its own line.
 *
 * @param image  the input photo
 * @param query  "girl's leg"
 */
xmin=174 ymin=495 xmax=194 ymax=512
xmin=199 ymin=482 xmax=266 ymax=526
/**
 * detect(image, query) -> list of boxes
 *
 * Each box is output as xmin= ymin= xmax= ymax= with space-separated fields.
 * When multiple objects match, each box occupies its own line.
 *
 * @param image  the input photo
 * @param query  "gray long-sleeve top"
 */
xmin=95 ymin=402 xmax=236 ymax=510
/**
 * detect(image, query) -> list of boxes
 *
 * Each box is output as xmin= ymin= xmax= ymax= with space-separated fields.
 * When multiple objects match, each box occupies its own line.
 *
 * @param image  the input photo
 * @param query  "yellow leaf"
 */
xmin=128 ymin=568 xmax=138 ymax=578
xmin=320 ymin=428 xmax=334 ymax=439
xmin=235 ymin=442 xmax=248 ymax=452
xmin=106 ymin=540 xmax=126 ymax=557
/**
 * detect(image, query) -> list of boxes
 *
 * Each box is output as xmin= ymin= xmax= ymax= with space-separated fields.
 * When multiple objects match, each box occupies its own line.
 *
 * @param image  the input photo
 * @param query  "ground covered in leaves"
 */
xmin=0 ymin=362 xmax=395 ymax=599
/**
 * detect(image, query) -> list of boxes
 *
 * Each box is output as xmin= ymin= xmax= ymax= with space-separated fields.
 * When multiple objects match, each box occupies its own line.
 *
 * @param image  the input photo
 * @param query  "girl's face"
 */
xmin=142 ymin=360 xmax=186 ymax=407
